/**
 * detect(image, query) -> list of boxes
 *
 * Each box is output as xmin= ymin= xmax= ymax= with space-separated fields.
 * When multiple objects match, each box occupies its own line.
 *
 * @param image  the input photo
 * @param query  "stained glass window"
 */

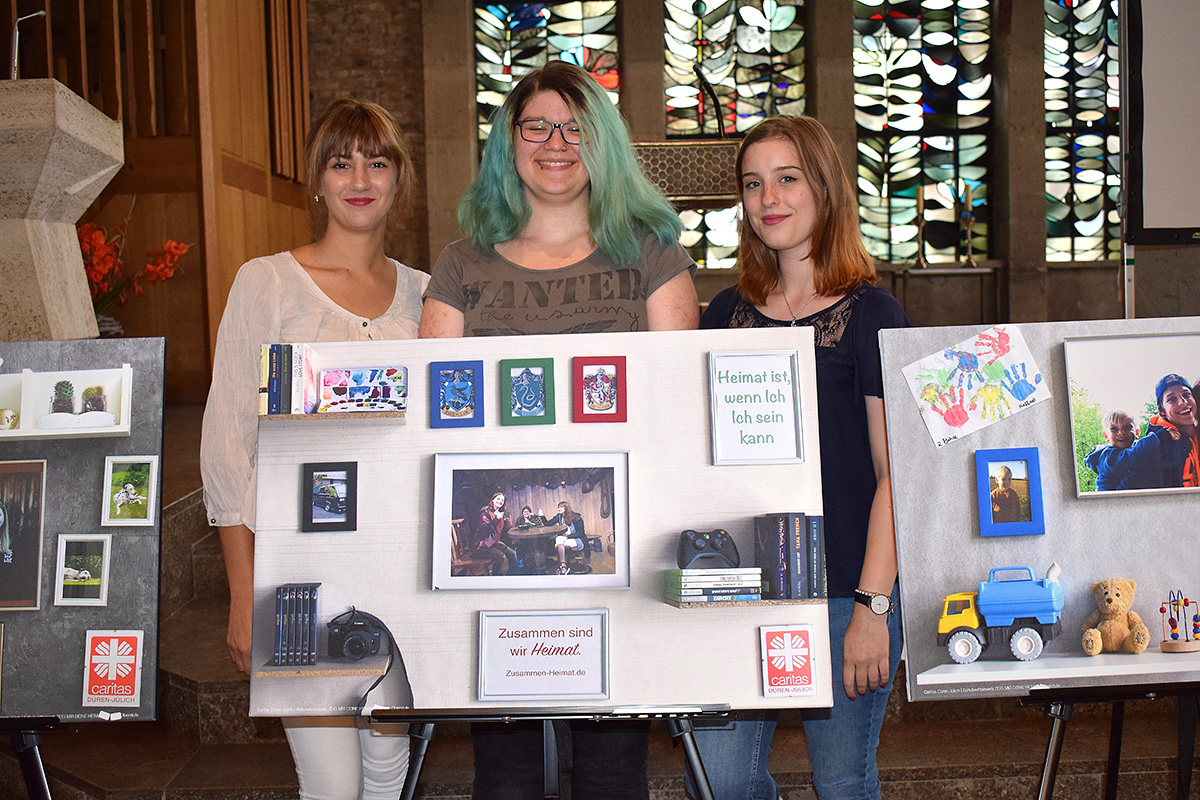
xmin=1044 ymin=0 xmax=1120 ymax=262
xmin=474 ymin=3 xmax=620 ymax=143
xmin=854 ymin=1 xmax=992 ymax=264
xmin=663 ymin=0 xmax=805 ymax=137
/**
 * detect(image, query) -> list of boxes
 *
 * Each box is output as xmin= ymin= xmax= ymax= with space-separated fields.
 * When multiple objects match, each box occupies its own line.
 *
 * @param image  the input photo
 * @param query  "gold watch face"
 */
xmin=870 ymin=594 xmax=890 ymax=614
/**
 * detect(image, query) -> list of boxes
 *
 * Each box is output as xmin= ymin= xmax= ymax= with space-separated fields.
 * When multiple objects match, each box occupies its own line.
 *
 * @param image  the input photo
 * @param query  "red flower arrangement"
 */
xmin=78 ymin=200 xmax=190 ymax=315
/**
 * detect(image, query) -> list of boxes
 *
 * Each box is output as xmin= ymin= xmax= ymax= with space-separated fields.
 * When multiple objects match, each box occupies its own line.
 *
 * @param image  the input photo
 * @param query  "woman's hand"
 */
xmin=227 ymin=593 xmax=254 ymax=675
xmin=843 ymin=603 xmax=890 ymax=699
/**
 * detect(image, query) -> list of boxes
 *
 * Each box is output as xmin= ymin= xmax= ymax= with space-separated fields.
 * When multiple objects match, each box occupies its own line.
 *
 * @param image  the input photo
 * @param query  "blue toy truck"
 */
xmin=937 ymin=564 xmax=1064 ymax=664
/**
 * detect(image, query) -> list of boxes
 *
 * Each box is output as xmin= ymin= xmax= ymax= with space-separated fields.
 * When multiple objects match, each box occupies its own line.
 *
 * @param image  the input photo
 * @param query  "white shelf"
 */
xmin=0 ymin=364 xmax=132 ymax=440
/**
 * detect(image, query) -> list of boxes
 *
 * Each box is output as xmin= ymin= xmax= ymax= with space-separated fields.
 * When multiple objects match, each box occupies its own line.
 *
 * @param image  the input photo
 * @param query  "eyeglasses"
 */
xmin=516 ymin=118 xmax=583 ymax=145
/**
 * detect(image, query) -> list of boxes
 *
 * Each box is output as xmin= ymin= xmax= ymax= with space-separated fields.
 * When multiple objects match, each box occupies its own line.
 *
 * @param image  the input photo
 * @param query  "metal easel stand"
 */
xmin=381 ymin=707 xmax=724 ymax=800
xmin=1024 ymin=683 xmax=1200 ymax=800
xmin=1 ymin=718 xmax=62 ymax=800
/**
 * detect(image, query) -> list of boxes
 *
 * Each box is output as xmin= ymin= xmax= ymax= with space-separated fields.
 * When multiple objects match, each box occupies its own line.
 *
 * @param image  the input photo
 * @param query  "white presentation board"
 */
xmin=249 ymin=328 xmax=833 ymax=716
xmin=882 ymin=316 xmax=1200 ymax=702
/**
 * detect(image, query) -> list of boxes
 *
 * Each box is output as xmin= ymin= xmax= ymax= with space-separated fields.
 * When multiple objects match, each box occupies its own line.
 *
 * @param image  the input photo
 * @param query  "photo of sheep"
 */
xmin=54 ymin=534 xmax=111 ymax=606
xmin=101 ymin=456 xmax=158 ymax=526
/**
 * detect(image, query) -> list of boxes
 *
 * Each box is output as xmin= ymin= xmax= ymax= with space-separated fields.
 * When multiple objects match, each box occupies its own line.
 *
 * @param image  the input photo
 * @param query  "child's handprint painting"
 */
xmin=902 ymin=325 xmax=1050 ymax=447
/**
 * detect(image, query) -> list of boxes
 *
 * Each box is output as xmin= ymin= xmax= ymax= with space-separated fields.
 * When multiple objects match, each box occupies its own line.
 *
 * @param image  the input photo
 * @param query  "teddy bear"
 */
xmin=1082 ymin=578 xmax=1150 ymax=656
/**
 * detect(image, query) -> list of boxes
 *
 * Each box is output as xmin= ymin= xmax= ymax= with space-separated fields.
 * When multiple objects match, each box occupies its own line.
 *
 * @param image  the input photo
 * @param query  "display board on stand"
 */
xmin=881 ymin=317 xmax=1200 ymax=703
xmin=249 ymin=328 xmax=832 ymax=716
xmin=0 ymin=338 xmax=165 ymax=722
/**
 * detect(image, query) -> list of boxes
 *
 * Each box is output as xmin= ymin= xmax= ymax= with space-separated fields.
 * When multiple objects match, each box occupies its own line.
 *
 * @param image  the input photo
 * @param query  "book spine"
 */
xmin=259 ymin=346 xmax=271 ymax=416
xmin=673 ymin=593 xmax=761 ymax=603
xmin=788 ymin=513 xmax=807 ymax=601
xmin=280 ymin=344 xmax=293 ymax=414
xmin=666 ymin=576 xmax=764 ymax=587
xmin=286 ymin=586 xmax=297 ymax=666
xmin=268 ymin=344 xmax=281 ymax=415
xmin=754 ymin=515 xmax=787 ymax=600
xmin=308 ymin=584 xmax=320 ymax=664
xmin=672 ymin=586 xmax=762 ymax=596
xmin=302 ymin=344 xmax=320 ymax=414
xmin=298 ymin=585 xmax=309 ymax=666
xmin=291 ymin=345 xmax=305 ymax=417
xmin=273 ymin=587 xmax=284 ymax=666
xmin=808 ymin=515 xmax=826 ymax=598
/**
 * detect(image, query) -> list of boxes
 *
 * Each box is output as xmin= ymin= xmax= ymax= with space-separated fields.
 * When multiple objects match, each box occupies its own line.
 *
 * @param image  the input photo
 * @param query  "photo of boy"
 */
xmin=1084 ymin=409 xmax=1184 ymax=491
xmin=989 ymin=465 xmax=1024 ymax=523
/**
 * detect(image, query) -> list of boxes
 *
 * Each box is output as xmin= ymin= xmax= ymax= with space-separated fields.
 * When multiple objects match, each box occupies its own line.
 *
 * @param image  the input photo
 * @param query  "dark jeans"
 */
xmin=471 ymin=720 xmax=650 ymax=800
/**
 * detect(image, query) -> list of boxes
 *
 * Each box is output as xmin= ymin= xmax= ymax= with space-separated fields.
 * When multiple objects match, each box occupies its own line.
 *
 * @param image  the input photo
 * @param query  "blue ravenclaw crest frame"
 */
xmin=430 ymin=360 xmax=485 ymax=428
xmin=500 ymin=358 xmax=555 ymax=426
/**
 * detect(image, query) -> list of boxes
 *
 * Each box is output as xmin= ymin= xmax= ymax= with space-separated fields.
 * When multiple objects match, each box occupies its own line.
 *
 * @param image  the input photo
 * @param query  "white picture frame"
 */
xmin=101 ymin=455 xmax=159 ymax=526
xmin=54 ymin=533 xmax=112 ymax=606
xmin=709 ymin=350 xmax=805 ymax=465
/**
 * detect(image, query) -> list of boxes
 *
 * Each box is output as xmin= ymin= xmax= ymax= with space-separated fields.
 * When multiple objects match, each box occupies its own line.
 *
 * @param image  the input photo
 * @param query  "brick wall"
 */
xmin=307 ymin=0 xmax=430 ymax=272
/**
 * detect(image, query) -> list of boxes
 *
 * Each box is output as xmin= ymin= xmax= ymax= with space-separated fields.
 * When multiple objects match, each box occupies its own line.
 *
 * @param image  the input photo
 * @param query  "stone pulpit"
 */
xmin=0 ymin=79 xmax=124 ymax=340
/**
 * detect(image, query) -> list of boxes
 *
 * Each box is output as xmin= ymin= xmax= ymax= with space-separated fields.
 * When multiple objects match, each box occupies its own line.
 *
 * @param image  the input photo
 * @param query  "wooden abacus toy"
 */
xmin=1160 ymin=590 xmax=1200 ymax=653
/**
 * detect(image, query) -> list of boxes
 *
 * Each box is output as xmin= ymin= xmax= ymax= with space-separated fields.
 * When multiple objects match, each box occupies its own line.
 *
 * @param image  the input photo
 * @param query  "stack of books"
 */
xmin=753 ymin=512 xmax=827 ymax=600
xmin=273 ymin=582 xmax=321 ymax=666
xmin=664 ymin=567 xmax=762 ymax=604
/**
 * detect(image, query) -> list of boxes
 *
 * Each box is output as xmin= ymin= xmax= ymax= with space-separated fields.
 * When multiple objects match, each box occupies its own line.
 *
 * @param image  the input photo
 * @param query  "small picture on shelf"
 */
xmin=54 ymin=534 xmax=112 ymax=606
xmin=500 ymin=358 xmax=555 ymax=426
xmin=430 ymin=361 xmax=484 ymax=428
xmin=975 ymin=447 xmax=1045 ymax=537
xmin=101 ymin=456 xmax=159 ymax=527
xmin=0 ymin=460 xmax=46 ymax=610
xmin=302 ymin=462 xmax=358 ymax=532
xmin=318 ymin=367 xmax=409 ymax=413
xmin=573 ymin=356 xmax=626 ymax=423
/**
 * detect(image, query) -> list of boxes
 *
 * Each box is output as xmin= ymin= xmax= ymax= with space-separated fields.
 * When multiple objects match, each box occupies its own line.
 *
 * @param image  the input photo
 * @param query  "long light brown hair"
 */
xmin=735 ymin=116 xmax=876 ymax=306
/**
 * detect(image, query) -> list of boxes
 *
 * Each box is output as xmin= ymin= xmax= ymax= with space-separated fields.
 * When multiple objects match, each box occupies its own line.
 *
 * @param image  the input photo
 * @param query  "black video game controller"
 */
xmin=676 ymin=529 xmax=740 ymax=569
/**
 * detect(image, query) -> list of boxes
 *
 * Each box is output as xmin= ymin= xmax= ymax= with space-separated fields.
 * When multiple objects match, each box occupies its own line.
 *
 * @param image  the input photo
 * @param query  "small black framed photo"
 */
xmin=301 ymin=462 xmax=358 ymax=532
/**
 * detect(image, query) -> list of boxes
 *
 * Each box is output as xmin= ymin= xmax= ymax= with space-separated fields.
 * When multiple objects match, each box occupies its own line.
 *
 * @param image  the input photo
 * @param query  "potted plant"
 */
xmin=51 ymin=381 xmax=75 ymax=414
xmin=81 ymin=386 xmax=107 ymax=413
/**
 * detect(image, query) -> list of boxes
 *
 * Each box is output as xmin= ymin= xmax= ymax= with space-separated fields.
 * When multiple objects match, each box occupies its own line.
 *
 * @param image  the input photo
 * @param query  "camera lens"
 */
xmin=343 ymin=631 xmax=369 ymax=660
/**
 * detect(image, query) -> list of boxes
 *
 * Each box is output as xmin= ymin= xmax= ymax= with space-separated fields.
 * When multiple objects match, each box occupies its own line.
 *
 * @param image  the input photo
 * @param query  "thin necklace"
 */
xmin=781 ymin=288 xmax=819 ymax=326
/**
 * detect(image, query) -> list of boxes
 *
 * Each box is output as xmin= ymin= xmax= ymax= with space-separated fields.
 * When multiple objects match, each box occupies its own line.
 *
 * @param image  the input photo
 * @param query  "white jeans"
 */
xmin=283 ymin=716 xmax=409 ymax=800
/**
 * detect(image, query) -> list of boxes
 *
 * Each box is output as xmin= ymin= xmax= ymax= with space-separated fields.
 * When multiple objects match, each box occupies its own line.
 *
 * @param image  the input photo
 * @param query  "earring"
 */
xmin=314 ymin=194 xmax=321 ymax=203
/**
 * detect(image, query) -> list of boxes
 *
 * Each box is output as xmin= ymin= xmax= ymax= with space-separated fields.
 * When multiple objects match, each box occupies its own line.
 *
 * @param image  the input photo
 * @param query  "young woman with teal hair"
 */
xmin=420 ymin=60 xmax=698 ymax=338
xmin=421 ymin=60 xmax=699 ymax=798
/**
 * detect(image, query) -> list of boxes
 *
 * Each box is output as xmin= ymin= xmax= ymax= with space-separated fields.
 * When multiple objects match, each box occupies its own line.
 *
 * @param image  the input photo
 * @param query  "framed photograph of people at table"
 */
xmin=432 ymin=452 xmax=629 ymax=590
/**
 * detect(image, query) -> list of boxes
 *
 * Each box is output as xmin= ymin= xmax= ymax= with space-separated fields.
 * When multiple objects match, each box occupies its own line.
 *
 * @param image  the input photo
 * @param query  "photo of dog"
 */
xmin=101 ymin=456 xmax=158 ymax=527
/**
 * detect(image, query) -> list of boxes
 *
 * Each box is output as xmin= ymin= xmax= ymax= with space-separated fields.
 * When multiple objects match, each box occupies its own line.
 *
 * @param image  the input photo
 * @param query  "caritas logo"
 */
xmin=83 ymin=630 xmax=143 ymax=707
xmin=762 ymin=625 xmax=816 ymax=697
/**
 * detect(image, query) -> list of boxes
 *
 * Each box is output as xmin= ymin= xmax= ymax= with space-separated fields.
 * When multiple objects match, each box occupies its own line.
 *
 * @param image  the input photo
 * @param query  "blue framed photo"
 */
xmin=975 ymin=447 xmax=1045 ymax=537
xmin=500 ymin=358 xmax=555 ymax=426
xmin=430 ymin=360 xmax=484 ymax=428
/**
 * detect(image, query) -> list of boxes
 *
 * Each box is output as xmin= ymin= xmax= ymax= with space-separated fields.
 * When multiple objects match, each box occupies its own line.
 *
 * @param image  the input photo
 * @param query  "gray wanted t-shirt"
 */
xmin=424 ymin=232 xmax=696 ymax=336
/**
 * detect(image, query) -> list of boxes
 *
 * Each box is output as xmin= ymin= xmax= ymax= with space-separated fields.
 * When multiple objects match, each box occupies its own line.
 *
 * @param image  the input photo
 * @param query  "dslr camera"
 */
xmin=327 ymin=612 xmax=383 ymax=660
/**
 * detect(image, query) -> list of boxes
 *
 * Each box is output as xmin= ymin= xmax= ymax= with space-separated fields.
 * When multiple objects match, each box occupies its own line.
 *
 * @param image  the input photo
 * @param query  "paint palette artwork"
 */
xmin=317 ymin=367 xmax=408 ymax=413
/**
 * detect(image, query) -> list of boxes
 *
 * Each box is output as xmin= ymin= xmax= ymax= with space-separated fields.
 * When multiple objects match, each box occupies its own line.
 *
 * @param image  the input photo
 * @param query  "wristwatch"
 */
xmin=854 ymin=589 xmax=893 ymax=616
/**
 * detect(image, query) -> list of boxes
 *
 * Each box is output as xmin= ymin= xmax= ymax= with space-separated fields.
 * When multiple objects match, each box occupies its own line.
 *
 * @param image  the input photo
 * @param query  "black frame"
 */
xmin=301 ymin=461 xmax=358 ymax=532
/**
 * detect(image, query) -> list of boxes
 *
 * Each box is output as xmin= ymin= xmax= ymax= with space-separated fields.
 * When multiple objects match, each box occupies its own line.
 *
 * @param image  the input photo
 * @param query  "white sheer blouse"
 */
xmin=200 ymin=251 xmax=429 ymax=528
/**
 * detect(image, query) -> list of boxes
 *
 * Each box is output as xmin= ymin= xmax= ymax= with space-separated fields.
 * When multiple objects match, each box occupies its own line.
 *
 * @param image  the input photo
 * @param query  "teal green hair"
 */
xmin=457 ymin=61 xmax=681 ymax=265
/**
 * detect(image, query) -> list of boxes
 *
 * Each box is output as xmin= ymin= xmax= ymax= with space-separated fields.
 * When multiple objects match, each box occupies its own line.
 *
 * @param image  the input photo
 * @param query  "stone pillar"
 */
xmin=992 ymin=0 xmax=1049 ymax=321
xmin=0 ymin=79 xmax=124 ymax=340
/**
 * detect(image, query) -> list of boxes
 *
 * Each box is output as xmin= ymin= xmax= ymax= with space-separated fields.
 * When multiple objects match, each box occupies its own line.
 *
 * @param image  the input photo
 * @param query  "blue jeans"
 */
xmin=688 ymin=590 xmax=903 ymax=800
xmin=472 ymin=719 xmax=650 ymax=800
